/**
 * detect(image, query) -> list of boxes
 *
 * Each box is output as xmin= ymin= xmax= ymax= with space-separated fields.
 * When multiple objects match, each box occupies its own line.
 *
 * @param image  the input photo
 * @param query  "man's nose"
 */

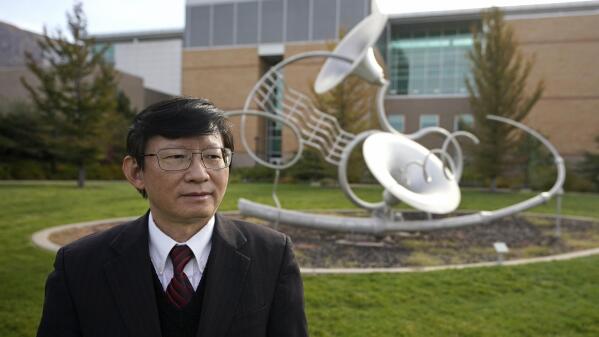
xmin=185 ymin=153 xmax=210 ymax=181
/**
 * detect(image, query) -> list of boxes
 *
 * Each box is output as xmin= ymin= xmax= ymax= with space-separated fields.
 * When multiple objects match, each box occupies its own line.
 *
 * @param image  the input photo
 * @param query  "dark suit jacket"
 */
xmin=37 ymin=213 xmax=308 ymax=337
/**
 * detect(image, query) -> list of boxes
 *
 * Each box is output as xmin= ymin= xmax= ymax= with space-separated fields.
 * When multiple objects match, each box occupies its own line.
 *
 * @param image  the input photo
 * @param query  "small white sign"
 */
xmin=494 ymin=242 xmax=509 ymax=254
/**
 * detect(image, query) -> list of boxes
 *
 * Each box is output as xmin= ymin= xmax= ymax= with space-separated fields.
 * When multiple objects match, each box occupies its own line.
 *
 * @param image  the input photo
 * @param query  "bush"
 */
xmin=0 ymin=161 xmax=125 ymax=181
xmin=230 ymin=165 xmax=275 ymax=183
xmin=285 ymin=148 xmax=335 ymax=182
xmin=578 ymin=136 xmax=599 ymax=192
xmin=87 ymin=163 xmax=124 ymax=180
xmin=564 ymin=168 xmax=594 ymax=193
xmin=9 ymin=160 xmax=47 ymax=179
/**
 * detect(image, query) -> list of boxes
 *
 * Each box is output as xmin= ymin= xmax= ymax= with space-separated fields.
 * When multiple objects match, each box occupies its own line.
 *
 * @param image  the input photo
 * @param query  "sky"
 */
xmin=0 ymin=0 xmax=594 ymax=35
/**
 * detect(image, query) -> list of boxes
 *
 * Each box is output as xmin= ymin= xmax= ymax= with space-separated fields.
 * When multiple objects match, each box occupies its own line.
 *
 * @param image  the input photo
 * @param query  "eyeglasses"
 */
xmin=144 ymin=148 xmax=233 ymax=171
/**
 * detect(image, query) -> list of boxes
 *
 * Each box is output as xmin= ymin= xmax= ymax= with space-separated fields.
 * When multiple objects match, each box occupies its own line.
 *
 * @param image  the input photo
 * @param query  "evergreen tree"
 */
xmin=21 ymin=2 xmax=117 ymax=187
xmin=579 ymin=135 xmax=599 ymax=191
xmin=466 ymin=7 xmax=544 ymax=190
xmin=310 ymin=75 xmax=377 ymax=134
xmin=0 ymin=100 xmax=50 ymax=163
xmin=96 ymin=91 xmax=137 ymax=164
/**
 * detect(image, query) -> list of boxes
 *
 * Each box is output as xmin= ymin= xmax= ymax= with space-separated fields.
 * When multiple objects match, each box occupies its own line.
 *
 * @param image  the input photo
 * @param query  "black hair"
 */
xmin=125 ymin=97 xmax=234 ymax=197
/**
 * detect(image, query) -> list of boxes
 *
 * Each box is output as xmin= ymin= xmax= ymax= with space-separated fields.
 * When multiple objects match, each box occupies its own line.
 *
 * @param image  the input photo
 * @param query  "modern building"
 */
xmin=380 ymin=1 xmax=599 ymax=162
xmin=182 ymin=0 xmax=373 ymax=165
xmin=0 ymin=21 xmax=172 ymax=111
xmin=177 ymin=0 xmax=599 ymax=166
xmin=81 ymin=1 xmax=599 ymax=165
xmin=94 ymin=29 xmax=184 ymax=96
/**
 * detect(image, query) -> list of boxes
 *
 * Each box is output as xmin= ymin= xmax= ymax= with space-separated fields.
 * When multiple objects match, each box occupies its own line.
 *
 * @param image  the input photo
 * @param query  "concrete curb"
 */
xmin=32 ymin=215 xmax=599 ymax=274
xmin=301 ymin=247 xmax=599 ymax=274
xmin=31 ymin=217 xmax=137 ymax=252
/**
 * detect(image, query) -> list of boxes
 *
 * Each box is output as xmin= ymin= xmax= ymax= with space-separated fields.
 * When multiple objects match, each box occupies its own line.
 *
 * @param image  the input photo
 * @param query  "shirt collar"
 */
xmin=148 ymin=212 xmax=215 ymax=275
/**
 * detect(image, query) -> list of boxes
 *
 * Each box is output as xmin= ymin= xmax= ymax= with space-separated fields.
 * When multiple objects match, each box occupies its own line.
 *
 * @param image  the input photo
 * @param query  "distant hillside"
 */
xmin=0 ymin=21 xmax=42 ymax=68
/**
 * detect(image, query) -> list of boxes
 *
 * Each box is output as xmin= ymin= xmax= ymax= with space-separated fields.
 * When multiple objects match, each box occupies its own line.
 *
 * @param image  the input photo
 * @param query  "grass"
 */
xmin=0 ymin=180 xmax=598 ymax=336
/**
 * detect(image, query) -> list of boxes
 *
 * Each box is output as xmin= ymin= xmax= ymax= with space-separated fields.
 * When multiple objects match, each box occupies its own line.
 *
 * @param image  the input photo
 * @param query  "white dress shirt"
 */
xmin=148 ymin=212 xmax=214 ymax=291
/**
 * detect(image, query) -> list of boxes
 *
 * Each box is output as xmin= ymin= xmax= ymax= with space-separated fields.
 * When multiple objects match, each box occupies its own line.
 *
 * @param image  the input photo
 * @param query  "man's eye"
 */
xmin=205 ymin=154 xmax=223 ymax=160
xmin=164 ymin=154 xmax=186 ymax=160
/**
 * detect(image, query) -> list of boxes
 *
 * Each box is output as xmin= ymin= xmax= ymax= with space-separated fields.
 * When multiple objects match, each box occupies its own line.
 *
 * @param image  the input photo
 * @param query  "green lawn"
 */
xmin=1 ymin=181 xmax=598 ymax=336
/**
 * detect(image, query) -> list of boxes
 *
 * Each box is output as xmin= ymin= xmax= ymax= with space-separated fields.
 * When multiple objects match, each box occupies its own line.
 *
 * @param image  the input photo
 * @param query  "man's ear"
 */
xmin=122 ymin=155 xmax=145 ymax=191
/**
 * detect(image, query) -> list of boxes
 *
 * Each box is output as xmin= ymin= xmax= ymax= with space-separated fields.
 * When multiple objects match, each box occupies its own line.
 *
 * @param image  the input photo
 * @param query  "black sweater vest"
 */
xmin=151 ymin=258 xmax=211 ymax=337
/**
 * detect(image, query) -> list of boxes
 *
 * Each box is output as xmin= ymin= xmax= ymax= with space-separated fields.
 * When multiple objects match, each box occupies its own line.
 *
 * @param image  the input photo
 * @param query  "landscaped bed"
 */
xmin=47 ymin=211 xmax=599 ymax=268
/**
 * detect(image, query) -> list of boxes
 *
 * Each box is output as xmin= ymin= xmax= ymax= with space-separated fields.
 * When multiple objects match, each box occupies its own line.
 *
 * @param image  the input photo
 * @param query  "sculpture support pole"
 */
xmin=555 ymin=188 xmax=563 ymax=237
xmin=272 ymin=169 xmax=282 ymax=230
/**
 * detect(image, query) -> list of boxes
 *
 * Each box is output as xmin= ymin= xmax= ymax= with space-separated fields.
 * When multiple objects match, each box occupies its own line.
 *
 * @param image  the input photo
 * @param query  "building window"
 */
xmin=185 ymin=0 xmax=369 ymax=47
xmin=94 ymin=44 xmax=114 ymax=64
xmin=454 ymin=114 xmax=474 ymax=131
xmin=286 ymin=0 xmax=310 ymax=42
xmin=213 ymin=4 xmax=235 ymax=46
xmin=264 ymin=74 xmax=284 ymax=161
xmin=313 ymin=0 xmax=337 ymax=40
xmin=419 ymin=114 xmax=439 ymax=129
xmin=387 ymin=22 xmax=476 ymax=96
xmin=261 ymin=0 xmax=284 ymax=43
xmin=236 ymin=2 xmax=258 ymax=44
xmin=388 ymin=114 xmax=405 ymax=133
xmin=187 ymin=5 xmax=211 ymax=47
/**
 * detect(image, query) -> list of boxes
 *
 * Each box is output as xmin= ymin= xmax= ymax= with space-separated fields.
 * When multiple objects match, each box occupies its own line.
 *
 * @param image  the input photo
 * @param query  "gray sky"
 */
xmin=0 ymin=0 xmax=593 ymax=35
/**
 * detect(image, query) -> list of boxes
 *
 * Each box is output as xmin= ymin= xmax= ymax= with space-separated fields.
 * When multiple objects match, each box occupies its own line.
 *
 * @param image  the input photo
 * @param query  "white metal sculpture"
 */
xmin=225 ymin=8 xmax=566 ymax=233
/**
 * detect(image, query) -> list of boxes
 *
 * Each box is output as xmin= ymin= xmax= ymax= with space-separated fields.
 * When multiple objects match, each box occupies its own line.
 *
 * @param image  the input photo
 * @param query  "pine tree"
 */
xmin=96 ymin=91 xmax=137 ymax=165
xmin=0 ymin=100 xmax=50 ymax=163
xmin=579 ymin=135 xmax=599 ymax=191
xmin=21 ymin=2 xmax=117 ymax=187
xmin=466 ymin=7 xmax=544 ymax=191
xmin=310 ymin=74 xmax=377 ymax=134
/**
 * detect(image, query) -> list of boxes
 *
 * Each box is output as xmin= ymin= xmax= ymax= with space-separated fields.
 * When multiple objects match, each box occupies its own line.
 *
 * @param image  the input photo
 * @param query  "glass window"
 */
xmin=454 ymin=114 xmax=474 ymax=131
xmin=187 ymin=5 xmax=211 ymax=47
xmin=388 ymin=115 xmax=405 ymax=133
xmin=94 ymin=44 xmax=114 ymax=64
xmin=339 ymin=0 xmax=367 ymax=33
xmin=387 ymin=21 xmax=477 ymax=96
xmin=286 ymin=0 xmax=310 ymax=42
xmin=267 ymin=120 xmax=282 ymax=160
xmin=313 ymin=0 xmax=337 ymax=40
xmin=237 ymin=2 xmax=258 ymax=44
xmin=213 ymin=4 xmax=234 ymax=46
xmin=420 ymin=115 xmax=439 ymax=129
xmin=261 ymin=0 xmax=284 ymax=43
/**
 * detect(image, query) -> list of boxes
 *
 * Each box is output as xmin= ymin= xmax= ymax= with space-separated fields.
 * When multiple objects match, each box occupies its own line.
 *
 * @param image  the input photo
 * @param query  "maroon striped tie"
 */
xmin=166 ymin=245 xmax=195 ymax=309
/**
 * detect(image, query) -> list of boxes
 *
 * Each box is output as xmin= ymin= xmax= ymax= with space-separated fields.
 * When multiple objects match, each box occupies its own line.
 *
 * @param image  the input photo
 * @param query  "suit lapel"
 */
xmin=196 ymin=214 xmax=250 ymax=337
xmin=104 ymin=213 xmax=162 ymax=337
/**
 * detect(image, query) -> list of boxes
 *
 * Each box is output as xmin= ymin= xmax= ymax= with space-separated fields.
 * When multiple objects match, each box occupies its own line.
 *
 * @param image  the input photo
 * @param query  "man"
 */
xmin=37 ymin=97 xmax=309 ymax=337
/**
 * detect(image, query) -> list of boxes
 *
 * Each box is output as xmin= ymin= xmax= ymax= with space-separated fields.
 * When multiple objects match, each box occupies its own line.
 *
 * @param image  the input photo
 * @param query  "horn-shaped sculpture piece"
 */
xmin=363 ymin=132 xmax=461 ymax=214
xmin=314 ymin=10 xmax=388 ymax=94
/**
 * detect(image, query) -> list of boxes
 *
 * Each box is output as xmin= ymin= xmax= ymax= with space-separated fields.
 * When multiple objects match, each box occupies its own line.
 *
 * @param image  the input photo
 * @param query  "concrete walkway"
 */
xmin=32 ymin=216 xmax=599 ymax=275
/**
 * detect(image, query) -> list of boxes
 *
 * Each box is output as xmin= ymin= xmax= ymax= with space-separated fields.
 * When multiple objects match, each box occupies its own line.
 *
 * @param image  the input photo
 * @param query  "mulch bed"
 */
xmin=49 ymin=211 xmax=599 ymax=268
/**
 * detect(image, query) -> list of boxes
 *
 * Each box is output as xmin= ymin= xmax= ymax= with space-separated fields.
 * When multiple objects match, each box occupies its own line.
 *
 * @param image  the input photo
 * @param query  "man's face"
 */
xmin=133 ymin=133 xmax=229 ymax=226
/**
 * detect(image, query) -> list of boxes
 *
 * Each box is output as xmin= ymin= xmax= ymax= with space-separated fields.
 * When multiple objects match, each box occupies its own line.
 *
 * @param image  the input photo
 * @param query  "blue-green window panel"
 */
xmin=388 ymin=114 xmax=405 ymax=132
xmin=94 ymin=44 xmax=115 ymax=64
xmin=387 ymin=21 xmax=477 ymax=96
xmin=420 ymin=115 xmax=439 ymax=129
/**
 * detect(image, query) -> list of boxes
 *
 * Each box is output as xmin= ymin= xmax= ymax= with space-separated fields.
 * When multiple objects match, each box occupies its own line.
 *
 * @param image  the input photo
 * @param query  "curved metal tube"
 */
xmin=374 ymin=81 xmax=476 ymax=182
xmin=337 ymin=130 xmax=386 ymax=210
xmin=239 ymin=115 xmax=566 ymax=233
xmin=243 ymin=51 xmax=354 ymax=111
xmin=224 ymin=110 xmax=305 ymax=170
xmin=486 ymin=115 xmax=566 ymax=197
